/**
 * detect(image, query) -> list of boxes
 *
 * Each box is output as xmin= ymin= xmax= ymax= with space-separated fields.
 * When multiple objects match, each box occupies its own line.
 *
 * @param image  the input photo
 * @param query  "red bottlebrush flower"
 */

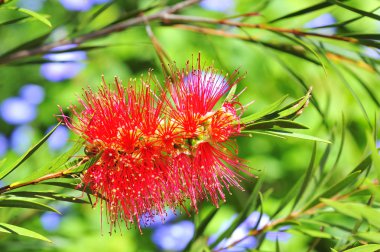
xmin=62 ymin=56 xmax=249 ymax=233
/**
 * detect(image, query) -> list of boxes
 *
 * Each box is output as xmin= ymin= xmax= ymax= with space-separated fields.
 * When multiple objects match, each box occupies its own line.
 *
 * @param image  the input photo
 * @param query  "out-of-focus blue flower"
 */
xmin=47 ymin=125 xmax=69 ymax=151
xmin=200 ymin=0 xmax=234 ymax=13
xmin=92 ymin=0 xmax=110 ymax=4
xmin=58 ymin=0 xmax=93 ymax=11
xmin=305 ymin=13 xmax=337 ymax=35
xmin=185 ymin=71 xmax=229 ymax=94
xmin=40 ymin=205 xmax=70 ymax=231
xmin=19 ymin=84 xmax=45 ymax=105
xmin=10 ymin=125 xmax=35 ymax=154
xmin=18 ymin=0 xmax=46 ymax=11
xmin=40 ymin=44 xmax=87 ymax=82
xmin=0 ymin=134 xmax=8 ymax=157
xmin=209 ymin=212 xmax=291 ymax=251
xmin=141 ymin=209 xmax=178 ymax=228
xmin=266 ymin=226 xmax=292 ymax=241
xmin=363 ymin=47 xmax=380 ymax=59
xmin=41 ymin=212 xmax=61 ymax=231
xmin=152 ymin=220 xmax=194 ymax=251
xmin=59 ymin=0 xmax=110 ymax=11
xmin=0 ymin=97 xmax=37 ymax=125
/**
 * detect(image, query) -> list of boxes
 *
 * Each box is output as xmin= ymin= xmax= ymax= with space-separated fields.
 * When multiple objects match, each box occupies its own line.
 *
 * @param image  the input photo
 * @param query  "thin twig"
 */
xmin=0 ymin=157 xmax=89 ymax=194
xmin=0 ymin=0 xmax=200 ymax=64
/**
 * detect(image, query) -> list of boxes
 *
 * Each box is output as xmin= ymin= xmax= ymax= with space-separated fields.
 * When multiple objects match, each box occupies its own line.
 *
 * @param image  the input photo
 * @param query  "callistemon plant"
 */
xmin=61 ymin=56 xmax=249 ymax=232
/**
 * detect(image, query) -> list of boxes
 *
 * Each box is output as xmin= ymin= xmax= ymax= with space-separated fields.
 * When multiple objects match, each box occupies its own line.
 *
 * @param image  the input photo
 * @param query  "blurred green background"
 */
xmin=0 ymin=0 xmax=379 ymax=251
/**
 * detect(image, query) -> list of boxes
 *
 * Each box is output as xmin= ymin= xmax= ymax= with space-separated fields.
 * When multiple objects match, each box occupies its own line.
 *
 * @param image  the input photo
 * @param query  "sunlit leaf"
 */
xmin=343 ymin=244 xmax=380 ymax=252
xmin=4 ymin=191 xmax=88 ymax=204
xmin=0 ymin=223 xmax=51 ymax=242
xmin=240 ymin=95 xmax=288 ymax=124
xmin=354 ymin=232 xmax=380 ymax=243
xmin=320 ymin=199 xmax=362 ymax=219
xmin=292 ymin=142 xmax=317 ymax=210
xmin=0 ymin=123 xmax=60 ymax=180
xmin=261 ymin=130 xmax=330 ymax=143
xmin=4 ymin=7 xmax=51 ymax=27
xmin=269 ymin=1 xmax=334 ymax=23
xmin=302 ymin=171 xmax=361 ymax=211
xmin=185 ymin=208 xmax=218 ymax=251
xmin=326 ymin=0 xmax=380 ymax=20
xmin=292 ymin=227 xmax=333 ymax=238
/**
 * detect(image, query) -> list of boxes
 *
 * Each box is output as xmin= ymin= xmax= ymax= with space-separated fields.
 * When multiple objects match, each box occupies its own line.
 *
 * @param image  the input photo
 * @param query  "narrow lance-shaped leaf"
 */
xmin=24 ymin=139 xmax=84 ymax=181
xmin=4 ymin=191 xmax=88 ymax=204
xmin=326 ymin=0 xmax=380 ymax=20
xmin=269 ymin=1 xmax=335 ymax=23
xmin=0 ymin=199 xmax=61 ymax=214
xmin=292 ymin=142 xmax=317 ymax=211
xmin=3 ymin=7 xmax=52 ymax=27
xmin=240 ymin=95 xmax=288 ymax=124
xmin=0 ymin=223 xmax=51 ymax=242
xmin=184 ymin=208 xmax=219 ymax=251
xmin=302 ymin=171 xmax=361 ymax=211
xmin=342 ymin=244 xmax=380 ymax=252
xmin=354 ymin=232 xmax=380 ymax=243
xmin=256 ymin=130 xmax=331 ymax=144
xmin=245 ymin=119 xmax=309 ymax=130
xmin=0 ymin=123 xmax=60 ymax=180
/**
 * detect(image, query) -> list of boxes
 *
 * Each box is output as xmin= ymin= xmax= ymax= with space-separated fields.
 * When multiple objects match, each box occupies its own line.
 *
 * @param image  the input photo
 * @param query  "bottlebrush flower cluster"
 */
xmin=62 ymin=57 xmax=249 ymax=232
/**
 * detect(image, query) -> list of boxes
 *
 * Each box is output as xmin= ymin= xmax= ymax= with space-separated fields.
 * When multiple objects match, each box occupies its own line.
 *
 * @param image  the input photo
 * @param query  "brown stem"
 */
xmin=0 ymin=157 xmax=88 ymax=195
xmin=0 ymin=0 xmax=200 ymax=64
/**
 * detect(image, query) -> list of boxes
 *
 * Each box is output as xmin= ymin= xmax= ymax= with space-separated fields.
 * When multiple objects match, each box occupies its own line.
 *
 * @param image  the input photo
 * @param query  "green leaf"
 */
xmin=292 ymin=227 xmax=333 ymax=238
xmin=269 ymin=1 xmax=334 ymax=23
xmin=368 ymin=134 xmax=380 ymax=183
xmin=24 ymin=139 xmax=84 ymax=181
xmin=292 ymin=142 xmax=317 ymax=210
xmin=0 ymin=199 xmax=61 ymax=214
xmin=189 ymin=237 xmax=211 ymax=252
xmin=302 ymin=171 xmax=361 ymax=211
xmin=0 ymin=223 xmax=51 ymax=242
xmin=245 ymin=119 xmax=309 ymax=130
xmin=223 ymin=83 xmax=238 ymax=104
xmin=262 ymin=130 xmax=331 ymax=143
xmin=351 ymin=154 xmax=372 ymax=174
xmin=343 ymin=244 xmax=380 ymax=252
xmin=275 ymin=89 xmax=312 ymax=119
xmin=271 ymin=175 xmax=303 ymax=218
xmin=240 ymin=95 xmax=288 ymax=124
xmin=343 ymin=66 xmax=380 ymax=107
xmin=354 ymin=232 xmax=380 ymax=243
xmin=298 ymin=219 xmax=331 ymax=228
xmin=0 ymin=123 xmax=60 ymax=180
xmin=4 ymin=191 xmax=88 ymax=204
xmin=184 ymin=208 xmax=219 ymax=251
xmin=326 ymin=0 xmax=380 ymax=20
xmin=0 ymin=16 xmax=28 ymax=26
xmin=320 ymin=199 xmax=362 ymax=219
xmin=4 ymin=7 xmax=51 ymax=27
xmin=242 ymin=130 xmax=286 ymax=139
xmin=0 ymin=32 xmax=51 ymax=61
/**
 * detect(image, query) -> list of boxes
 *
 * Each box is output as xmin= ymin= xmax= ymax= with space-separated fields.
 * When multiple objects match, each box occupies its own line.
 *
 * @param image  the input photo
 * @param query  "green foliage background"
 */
xmin=0 ymin=0 xmax=379 ymax=251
